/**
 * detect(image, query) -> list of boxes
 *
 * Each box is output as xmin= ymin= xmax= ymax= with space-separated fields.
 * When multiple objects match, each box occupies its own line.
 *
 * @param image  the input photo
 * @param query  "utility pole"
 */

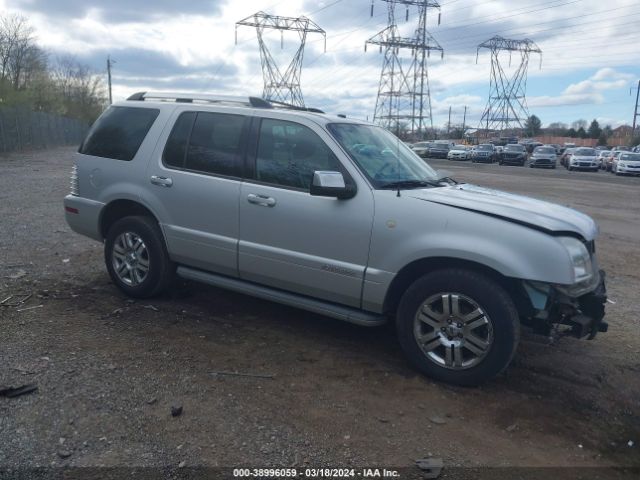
xmin=366 ymin=1 xmax=444 ymax=136
xmin=447 ymin=106 xmax=451 ymax=135
xmin=632 ymin=79 xmax=640 ymax=136
xmin=462 ymin=105 xmax=467 ymax=140
xmin=236 ymin=12 xmax=325 ymax=107
xmin=107 ymin=56 xmax=114 ymax=105
xmin=476 ymin=36 xmax=541 ymax=135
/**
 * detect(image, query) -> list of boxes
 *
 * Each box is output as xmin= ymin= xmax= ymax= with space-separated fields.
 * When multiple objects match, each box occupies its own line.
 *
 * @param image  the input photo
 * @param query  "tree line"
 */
xmin=0 ymin=14 xmax=106 ymax=124
xmin=524 ymin=115 xmax=639 ymax=146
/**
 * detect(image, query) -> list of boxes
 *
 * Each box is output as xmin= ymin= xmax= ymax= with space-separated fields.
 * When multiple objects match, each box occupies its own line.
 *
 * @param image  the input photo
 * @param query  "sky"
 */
xmin=2 ymin=0 xmax=639 ymax=129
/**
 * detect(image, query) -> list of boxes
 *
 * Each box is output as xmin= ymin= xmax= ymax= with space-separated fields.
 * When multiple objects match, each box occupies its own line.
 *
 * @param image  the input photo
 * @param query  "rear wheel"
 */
xmin=396 ymin=269 xmax=520 ymax=386
xmin=105 ymin=216 xmax=175 ymax=298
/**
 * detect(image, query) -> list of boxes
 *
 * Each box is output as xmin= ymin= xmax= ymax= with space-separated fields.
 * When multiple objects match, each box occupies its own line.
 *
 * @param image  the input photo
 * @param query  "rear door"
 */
xmin=145 ymin=107 xmax=250 ymax=277
xmin=238 ymin=116 xmax=374 ymax=308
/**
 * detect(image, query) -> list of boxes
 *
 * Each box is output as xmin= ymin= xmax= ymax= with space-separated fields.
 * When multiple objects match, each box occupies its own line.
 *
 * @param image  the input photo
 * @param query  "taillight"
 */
xmin=70 ymin=164 xmax=79 ymax=196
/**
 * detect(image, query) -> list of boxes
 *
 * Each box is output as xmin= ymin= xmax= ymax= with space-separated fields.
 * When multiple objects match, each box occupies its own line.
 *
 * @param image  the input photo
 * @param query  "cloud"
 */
xmin=527 ymin=93 xmax=604 ymax=108
xmin=6 ymin=0 xmax=223 ymax=23
xmin=563 ymin=68 xmax=633 ymax=96
xmin=591 ymin=67 xmax=634 ymax=82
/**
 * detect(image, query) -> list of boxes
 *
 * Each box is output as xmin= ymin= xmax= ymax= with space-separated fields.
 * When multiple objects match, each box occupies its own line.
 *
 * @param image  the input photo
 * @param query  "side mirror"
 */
xmin=310 ymin=171 xmax=356 ymax=199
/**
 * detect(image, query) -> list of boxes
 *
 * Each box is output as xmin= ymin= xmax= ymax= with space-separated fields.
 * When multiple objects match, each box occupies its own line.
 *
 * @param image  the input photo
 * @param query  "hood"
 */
xmin=410 ymin=184 xmax=597 ymax=240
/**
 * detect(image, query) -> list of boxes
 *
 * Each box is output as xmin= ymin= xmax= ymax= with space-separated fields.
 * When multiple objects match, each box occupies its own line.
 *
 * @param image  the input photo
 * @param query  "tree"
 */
xmin=524 ymin=115 xmax=542 ymax=137
xmin=588 ymin=119 xmax=601 ymax=139
xmin=547 ymin=122 xmax=568 ymax=136
xmin=577 ymin=127 xmax=587 ymax=139
xmin=0 ymin=14 xmax=107 ymax=123
xmin=597 ymin=132 xmax=608 ymax=146
xmin=572 ymin=119 xmax=587 ymax=130
xmin=567 ymin=128 xmax=577 ymax=138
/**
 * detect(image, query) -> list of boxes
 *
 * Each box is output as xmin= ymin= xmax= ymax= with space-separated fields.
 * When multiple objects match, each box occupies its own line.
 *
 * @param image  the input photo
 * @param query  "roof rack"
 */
xmin=126 ymin=92 xmax=272 ymax=108
xmin=126 ymin=91 xmax=325 ymax=114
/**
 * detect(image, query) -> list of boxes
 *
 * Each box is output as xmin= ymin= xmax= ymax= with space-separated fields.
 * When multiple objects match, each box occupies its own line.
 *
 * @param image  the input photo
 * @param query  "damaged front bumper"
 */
xmin=523 ymin=270 xmax=608 ymax=339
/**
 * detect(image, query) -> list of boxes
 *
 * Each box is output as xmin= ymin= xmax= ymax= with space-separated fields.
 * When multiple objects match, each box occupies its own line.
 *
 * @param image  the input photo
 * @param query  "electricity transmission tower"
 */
xmin=236 ymin=12 xmax=326 ymax=107
xmin=366 ymin=1 xmax=443 ymax=137
xmin=476 ymin=36 xmax=542 ymax=134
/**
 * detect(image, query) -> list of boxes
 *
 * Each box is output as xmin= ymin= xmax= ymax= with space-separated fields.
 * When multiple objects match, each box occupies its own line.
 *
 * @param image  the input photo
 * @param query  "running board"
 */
xmin=176 ymin=266 xmax=387 ymax=327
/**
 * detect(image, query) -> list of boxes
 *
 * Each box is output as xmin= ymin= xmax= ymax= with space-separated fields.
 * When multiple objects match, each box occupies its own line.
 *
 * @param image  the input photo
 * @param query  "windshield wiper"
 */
xmin=436 ymin=175 xmax=459 ymax=185
xmin=379 ymin=179 xmax=440 ymax=190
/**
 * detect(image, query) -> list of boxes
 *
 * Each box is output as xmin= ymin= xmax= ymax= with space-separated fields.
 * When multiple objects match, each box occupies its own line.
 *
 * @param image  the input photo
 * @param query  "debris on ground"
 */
xmin=0 ymin=384 xmax=38 ymax=398
xmin=428 ymin=416 xmax=447 ymax=425
xmin=57 ymin=450 xmax=72 ymax=459
xmin=1 ymin=293 xmax=32 ymax=307
xmin=506 ymin=424 xmax=518 ymax=432
xmin=5 ymin=269 xmax=27 ymax=279
xmin=629 ymin=440 xmax=635 ymax=448
xmin=210 ymin=371 xmax=275 ymax=380
xmin=16 ymin=304 xmax=43 ymax=312
xmin=416 ymin=457 xmax=443 ymax=479
xmin=143 ymin=304 xmax=159 ymax=312
xmin=146 ymin=397 xmax=158 ymax=405
xmin=171 ymin=405 xmax=183 ymax=417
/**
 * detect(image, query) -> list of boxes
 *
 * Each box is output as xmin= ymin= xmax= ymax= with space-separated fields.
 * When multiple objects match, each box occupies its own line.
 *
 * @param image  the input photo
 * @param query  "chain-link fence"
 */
xmin=0 ymin=107 xmax=88 ymax=154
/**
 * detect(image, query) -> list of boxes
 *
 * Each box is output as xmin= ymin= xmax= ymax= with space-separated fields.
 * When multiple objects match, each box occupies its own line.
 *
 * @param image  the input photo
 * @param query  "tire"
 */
xmin=396 ymin=268 xmax=520 ymax=386
xmin=104 ymin=216 xmax=175 ymax=298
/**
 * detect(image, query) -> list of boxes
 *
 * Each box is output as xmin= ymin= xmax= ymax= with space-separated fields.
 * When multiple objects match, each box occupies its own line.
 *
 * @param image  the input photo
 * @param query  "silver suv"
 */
xmin=64 ymin=92 xmax=608 ymax=386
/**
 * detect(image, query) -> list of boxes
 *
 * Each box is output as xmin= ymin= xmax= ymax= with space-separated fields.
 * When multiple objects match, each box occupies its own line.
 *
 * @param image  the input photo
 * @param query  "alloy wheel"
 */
xmin=413 ymin=293 xmax=494 ymax=370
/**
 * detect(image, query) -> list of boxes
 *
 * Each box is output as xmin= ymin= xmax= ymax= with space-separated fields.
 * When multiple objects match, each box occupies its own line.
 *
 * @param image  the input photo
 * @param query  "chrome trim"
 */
xmin=176 ymin=266 xmax=386 ymax=327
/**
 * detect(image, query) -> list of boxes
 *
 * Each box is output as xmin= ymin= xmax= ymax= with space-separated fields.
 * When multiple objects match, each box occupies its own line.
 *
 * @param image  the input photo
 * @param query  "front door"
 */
xmin=239 ymin=117 xmax=374 ymax=308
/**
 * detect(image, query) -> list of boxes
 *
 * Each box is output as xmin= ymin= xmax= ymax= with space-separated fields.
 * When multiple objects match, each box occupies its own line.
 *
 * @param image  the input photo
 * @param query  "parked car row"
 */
xmin=409 ymin=140 xmax=639 ymax=175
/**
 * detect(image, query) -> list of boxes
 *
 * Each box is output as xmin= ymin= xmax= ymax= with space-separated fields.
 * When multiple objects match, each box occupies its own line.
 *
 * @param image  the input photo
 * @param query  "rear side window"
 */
xmin=163 ymin=112 xmax=196 ymax=168
xmin=80 ymin=106 xmax=159 ymax=161
xmin=163 ymin=111 xmax=246 ymax=177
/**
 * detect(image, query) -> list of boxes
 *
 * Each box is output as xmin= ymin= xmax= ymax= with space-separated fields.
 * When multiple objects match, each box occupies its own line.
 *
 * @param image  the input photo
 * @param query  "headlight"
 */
xmin=618 ymin=162 xmax=626 ymax=168
xmin=558 ymin=236 xmax=594 ymax=283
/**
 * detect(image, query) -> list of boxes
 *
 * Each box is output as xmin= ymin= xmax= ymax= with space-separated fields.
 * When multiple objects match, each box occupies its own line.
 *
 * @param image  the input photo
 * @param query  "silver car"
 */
xmin=568 ymin=147 xmax=599 ymax=172
xmin=447 ymin=145 xmax=470 ymax=161
xmin=64 ymin=92 xmax=608 ymax=386
xmin=613 ymin=152 xmax=640 ymax=175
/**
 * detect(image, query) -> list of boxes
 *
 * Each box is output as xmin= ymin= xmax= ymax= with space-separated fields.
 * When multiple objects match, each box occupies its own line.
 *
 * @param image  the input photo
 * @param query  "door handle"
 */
xmin=150 ymin=175 xmax=173 ymax=188
xmin=247 ymin=193 xmax=277 ymax=207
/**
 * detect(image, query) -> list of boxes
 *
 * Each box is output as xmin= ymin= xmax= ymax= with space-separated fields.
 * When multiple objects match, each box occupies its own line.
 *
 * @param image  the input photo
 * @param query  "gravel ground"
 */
xmin=0 ymin=147 xmax=639 ymax=479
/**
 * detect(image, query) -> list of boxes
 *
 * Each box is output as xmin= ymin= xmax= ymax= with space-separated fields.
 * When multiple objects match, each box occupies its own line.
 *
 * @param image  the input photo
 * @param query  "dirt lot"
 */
xmin=1 ymin=147 xmax=639 ymax=478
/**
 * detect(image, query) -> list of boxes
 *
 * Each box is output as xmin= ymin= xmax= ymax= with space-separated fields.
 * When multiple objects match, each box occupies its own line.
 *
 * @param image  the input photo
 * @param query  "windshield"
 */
xmin=477 ymin=144 xmax=493 ymax=151
xmin=574 ymin=148 xmax=596 ymax=156
xmin=453 ymin=145 xmax=467 ymax=150
xmin=328 ymin=123 xmax=440 ymax=188
xmin=620 ymin=153 xmax=640 ymax=161
xmin=534 ymin=147 xmax=556 ymax=154
xmin=504 ymin=145 xmax=525 ymax=152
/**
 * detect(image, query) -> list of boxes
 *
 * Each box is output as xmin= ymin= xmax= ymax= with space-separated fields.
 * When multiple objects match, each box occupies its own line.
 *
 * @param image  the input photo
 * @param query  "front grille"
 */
xmin=70 ymin=164 xmax=79 ymax=196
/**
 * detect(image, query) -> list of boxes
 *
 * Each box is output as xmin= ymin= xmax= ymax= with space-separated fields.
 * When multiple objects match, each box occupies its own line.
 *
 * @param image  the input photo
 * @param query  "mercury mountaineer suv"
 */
xmin=64 ymin=92 xmax=608 ymax=386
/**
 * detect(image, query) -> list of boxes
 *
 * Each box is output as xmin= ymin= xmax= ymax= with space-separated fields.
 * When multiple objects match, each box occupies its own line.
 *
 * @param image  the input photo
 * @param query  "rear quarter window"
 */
xmin=79 ymin=106 xmax=160 ymax=161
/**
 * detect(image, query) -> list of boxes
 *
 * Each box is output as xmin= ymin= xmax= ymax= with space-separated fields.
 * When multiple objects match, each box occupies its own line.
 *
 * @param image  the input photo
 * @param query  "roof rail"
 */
xmin=125 ymin=91 xmax=325 ymax=114
xmin=267 ymin=99 xmax=325 ymax=114
xmin=126 ymin=92 xmax=273 ymax=109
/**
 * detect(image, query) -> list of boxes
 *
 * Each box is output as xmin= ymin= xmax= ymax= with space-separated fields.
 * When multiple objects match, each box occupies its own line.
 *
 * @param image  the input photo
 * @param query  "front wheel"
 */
xmin=396 ymin=269 xmax=520 ymax=386
xmin=105 ymin=216 xmax=175 ymax=298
